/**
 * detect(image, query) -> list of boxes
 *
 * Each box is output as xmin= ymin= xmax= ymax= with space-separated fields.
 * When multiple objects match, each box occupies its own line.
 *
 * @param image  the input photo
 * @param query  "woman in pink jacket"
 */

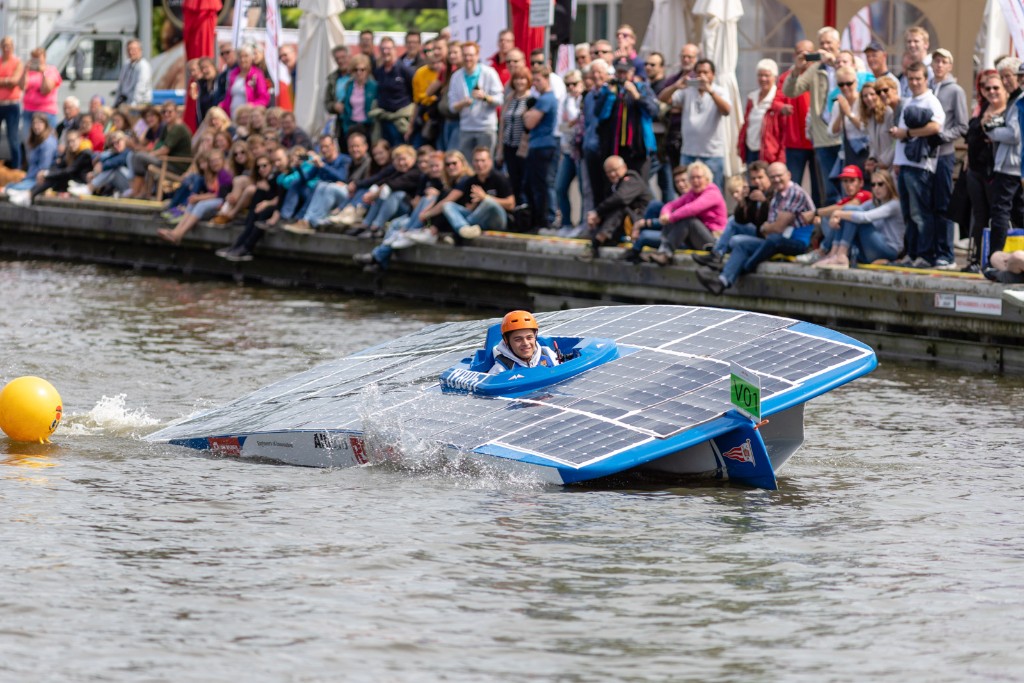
xmin=221 ymin=46 xmax=269 ymax=119
xmin=629 ymin=161 xmax=727 ymax=266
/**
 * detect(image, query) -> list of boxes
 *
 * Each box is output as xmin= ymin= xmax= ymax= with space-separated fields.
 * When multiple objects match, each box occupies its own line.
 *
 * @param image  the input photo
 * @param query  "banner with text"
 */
xmin=447 ymin=0 xmax=506 ymax=61
xmin=999 ymin=0 xmax=1024 ymax=58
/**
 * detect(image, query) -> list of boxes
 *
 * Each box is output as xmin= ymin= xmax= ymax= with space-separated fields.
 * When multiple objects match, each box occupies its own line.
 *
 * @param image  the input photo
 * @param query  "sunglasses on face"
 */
xmin=565 ymin=81 xmax=580 ymax=86
xmin=838 ymin=81 xmax=855 ymax=88
xmin=984 ymin=86 xmax=1002 ymax=92
xmin=876 ymin=87 xmax=891 ymax=94
xmin=531 ymin=60 xmax=544 ymax=66
xmin=220 ymin=51 xmax=231 ymax=56
xmin=872 ymin=181 xmax=886 ymax=187
xmin=445 ymin=161 xmax=459 ymax=166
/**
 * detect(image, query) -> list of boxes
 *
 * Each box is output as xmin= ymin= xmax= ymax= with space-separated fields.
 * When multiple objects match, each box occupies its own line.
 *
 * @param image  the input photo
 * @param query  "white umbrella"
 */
xmin=296 ymin=0 xmax=347 ymax=136
xmin=694 ymin=0 xmax=743 ymax=178
xmin=983 ymin=0 xmax=1011 ymax=69
xmin=641 ymin=0 xmax=693 ymax=65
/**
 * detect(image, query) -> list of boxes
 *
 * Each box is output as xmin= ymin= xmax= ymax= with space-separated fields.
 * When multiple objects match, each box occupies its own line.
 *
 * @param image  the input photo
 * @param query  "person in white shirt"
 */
xmin=889 ymin=60 xmax=945 ymax=268
xmin=671 ymin=58 xmax=731 ymax=189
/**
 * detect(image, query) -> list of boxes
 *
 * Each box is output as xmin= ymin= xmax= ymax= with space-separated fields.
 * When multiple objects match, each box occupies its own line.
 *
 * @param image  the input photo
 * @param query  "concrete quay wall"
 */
xmin=2 ymin=199 xmax=1022 ymax=374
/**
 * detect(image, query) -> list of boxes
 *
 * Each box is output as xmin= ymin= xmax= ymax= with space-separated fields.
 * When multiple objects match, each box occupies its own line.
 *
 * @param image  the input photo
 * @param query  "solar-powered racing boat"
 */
xmin=146 ymin=305 xmax=876 ymax=490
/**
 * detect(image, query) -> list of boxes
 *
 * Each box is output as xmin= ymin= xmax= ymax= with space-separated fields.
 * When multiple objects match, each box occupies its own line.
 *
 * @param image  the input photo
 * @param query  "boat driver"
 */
xmin=488 ymin=310 xmax=560 ymax=375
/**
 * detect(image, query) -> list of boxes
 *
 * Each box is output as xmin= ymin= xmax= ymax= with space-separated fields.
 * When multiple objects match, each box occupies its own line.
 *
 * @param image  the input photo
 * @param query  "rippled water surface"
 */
xmin=1 ymin=259 xmax=1022 ymax=682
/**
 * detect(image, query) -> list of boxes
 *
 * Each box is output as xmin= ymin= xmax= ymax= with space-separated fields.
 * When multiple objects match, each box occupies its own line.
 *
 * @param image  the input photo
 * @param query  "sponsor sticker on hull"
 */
xmin=208 ymin=436 xmax=242 ymax=456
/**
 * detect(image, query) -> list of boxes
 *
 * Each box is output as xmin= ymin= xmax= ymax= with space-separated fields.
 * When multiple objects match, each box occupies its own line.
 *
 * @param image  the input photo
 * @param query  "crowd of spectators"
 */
xmin=0 ymin=24 xmax=1022 ymax=284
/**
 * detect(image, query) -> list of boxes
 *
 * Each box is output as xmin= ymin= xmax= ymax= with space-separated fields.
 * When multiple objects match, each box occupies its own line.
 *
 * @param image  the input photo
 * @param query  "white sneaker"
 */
xmin=458 ymin=224 xmax=482 ymax=239
xmin=794 ymin=250 xmax=824 ymax=265
xmin=6 ymin=189 xmax=30 ymax=206
xmin=67 ymin=181 xmax=90 ymax=197
xmin=328 ymin=205 xmax=358 ymax=226
xmin=405 ymin=229 xmax=438 ymax=245
xmin=390 ymin=234 xmax=415 ymax=249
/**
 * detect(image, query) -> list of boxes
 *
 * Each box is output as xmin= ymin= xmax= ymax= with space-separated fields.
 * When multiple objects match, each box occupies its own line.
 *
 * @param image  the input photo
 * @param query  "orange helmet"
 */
xmin=501 ymin=310 xmax=539 ymax=336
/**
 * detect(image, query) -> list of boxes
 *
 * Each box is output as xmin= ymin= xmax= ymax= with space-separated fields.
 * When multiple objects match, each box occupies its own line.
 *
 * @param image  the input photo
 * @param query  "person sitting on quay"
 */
xmin=77 ymin=113 xmax=106 ymax=153
xmin=289 ymin=132 xmax=370 ymax=233
xmin=418 ymin=146 xmax=515 ymax=241
xmin=985 ymin=249 xmax=1024 ymax=284
xmin=23 ymin=128 xmax=92 ymax=205
xmin=333 ymin=143 xmax=421 ymax=238
xmin=815 ymin=168 xmax=906 ymax=269
xmin=262 ymin=145 xmax=315 ymax=230
xmin=128 ymin=102 xmax=192 ymax=199
xmin=82 ymin=130 xmax=133 ymax=197
xmin=624 ymin=160 xmax=725 ymax=266
xmin=696 ymin=162 xmax=814 ymax=295
xmin=627 ymin=164 xmax=690 ymax=262
xmin=693 ymin=161 xmax=774 ymax=270
xmin=2 ymin=113 xmax=56 ymax=201
xmin=374 ymin=148 xmax=473 ymax=247
xmin=273 ymin=135 xmax=352 ymax=235
xmin=578 ymin=155 xmax=652 ymax=261
xmin=216 ymin=147 xmax=287 ymax=262
xmin=352 ymin=150 xmax=448 ymax=272
xmin=279 ymin=111 xmax=313 ymax=151
xmin=208 ymin=141 xmax=256 ymax=225
xmin=158 ymin=148 xmax=234 ymax=244
xmin=795 ymin=164 xmax=872 ymax=265
xmin=487 ymin=310 xmax=559 ymax=375
xmin=324 ymin=142 xmax=413 ymax=234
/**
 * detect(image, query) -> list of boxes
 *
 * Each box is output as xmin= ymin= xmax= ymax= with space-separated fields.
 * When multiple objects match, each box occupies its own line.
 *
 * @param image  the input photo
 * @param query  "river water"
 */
xmin=1 ymin=258 xmax=1022 ymax=683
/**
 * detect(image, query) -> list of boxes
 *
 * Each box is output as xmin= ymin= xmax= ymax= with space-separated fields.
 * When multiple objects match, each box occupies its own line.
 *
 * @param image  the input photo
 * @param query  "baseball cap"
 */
xmin=932 ymin=48 xmax=953 ymax=62
xmin=837 ymin=165 xmax=863 ymax=180
xmin=864 ymin=40 xmax=885 ymax=53
xmin=612 ymin=56 xmax=633 ymax=71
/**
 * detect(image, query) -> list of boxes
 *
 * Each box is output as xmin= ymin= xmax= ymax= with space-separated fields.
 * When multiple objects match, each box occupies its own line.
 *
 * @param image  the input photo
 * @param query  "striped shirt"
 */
xmin=501 ymin=96 xmax=530 ymax=147
xmin=768 ymin=181 xmax=814 ymax=226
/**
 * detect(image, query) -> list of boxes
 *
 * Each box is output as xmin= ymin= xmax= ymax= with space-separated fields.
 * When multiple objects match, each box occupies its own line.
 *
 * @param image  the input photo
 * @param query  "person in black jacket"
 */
xmin=216 ymin=148 xmax=288 ymax=262
xmin=29 ymin=129 xmax=93 ymax=203
xmin=694 ymin=160 xmax=775 ymax=268
xmin=578 ymin=155 xmax=652 ymax=260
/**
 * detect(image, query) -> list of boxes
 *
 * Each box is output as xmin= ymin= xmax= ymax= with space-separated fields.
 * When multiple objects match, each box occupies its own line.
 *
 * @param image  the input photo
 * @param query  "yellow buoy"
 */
xmin=0 ymin=376 xmax=63 ymax=443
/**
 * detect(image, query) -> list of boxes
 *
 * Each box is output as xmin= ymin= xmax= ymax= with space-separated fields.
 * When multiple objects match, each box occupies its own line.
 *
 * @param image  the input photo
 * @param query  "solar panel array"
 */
xmin=151 ymin=305 xmax=872 ymax=468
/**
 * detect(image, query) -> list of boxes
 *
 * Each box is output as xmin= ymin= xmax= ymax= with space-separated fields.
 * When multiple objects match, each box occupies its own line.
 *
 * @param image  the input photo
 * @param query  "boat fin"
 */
xmin=713 ymin=420 xmax=777 ymax=490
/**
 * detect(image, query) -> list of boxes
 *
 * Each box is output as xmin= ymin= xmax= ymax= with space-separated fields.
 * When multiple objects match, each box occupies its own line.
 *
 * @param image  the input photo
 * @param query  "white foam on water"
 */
xmin=355 ymin=384 xmax=547 ymax=491
xmin=60 ymin=394 xmax=161 ymax=438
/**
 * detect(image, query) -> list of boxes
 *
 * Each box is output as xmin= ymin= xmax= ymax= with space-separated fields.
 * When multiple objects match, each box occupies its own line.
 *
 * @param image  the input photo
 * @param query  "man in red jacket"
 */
xmin=770 ymin=39 xmax=821 ymax=205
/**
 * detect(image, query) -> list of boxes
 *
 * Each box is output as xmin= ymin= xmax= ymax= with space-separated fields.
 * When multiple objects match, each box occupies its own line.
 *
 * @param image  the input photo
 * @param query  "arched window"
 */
xmin=737 ymin=0 xmax=806 ymax=96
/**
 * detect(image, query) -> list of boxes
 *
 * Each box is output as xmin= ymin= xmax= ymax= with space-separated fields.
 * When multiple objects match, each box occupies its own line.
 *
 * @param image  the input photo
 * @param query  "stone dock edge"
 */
xmin=2 ymin=197 xmax=1023 ymax=374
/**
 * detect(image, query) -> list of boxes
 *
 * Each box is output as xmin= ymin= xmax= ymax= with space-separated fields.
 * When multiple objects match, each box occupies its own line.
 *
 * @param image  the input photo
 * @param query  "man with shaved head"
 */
xmin=696 ymin=162 xmax=815 ymax=294
xmin=578 ymin=155 xmax=652 ymax=261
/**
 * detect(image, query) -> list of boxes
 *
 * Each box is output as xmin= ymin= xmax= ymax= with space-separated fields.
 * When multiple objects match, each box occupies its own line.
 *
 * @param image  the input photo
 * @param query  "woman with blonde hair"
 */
xmin=817 ymin=168 xmax=904 ymax=268
xmin=158 ymin=148 xmax=235 ymax=244
xmin=211 ymin=141 xmax=256 ymax=225
xmin=858 ymin=81 xmax=895 ymax=170
xmin=338 ymin=54 xmax=377 ymax=144
xmin=193 ymin=105 xmax=232 ymax=153
xmin=829 ymin=66 xmax=869 ymax=174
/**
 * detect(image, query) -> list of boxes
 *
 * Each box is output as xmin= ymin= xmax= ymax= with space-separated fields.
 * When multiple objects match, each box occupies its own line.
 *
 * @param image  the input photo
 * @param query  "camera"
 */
xmin=983 ymin=114 xmax=1006 ymax=131
xmin=804 ymin=52 xmax=822 ymax=62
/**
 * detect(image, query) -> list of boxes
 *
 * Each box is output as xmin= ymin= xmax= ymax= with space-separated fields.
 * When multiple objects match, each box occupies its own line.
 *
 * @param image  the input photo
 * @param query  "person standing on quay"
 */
xmin=0 ymin=37 xmax=24 ymax=170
